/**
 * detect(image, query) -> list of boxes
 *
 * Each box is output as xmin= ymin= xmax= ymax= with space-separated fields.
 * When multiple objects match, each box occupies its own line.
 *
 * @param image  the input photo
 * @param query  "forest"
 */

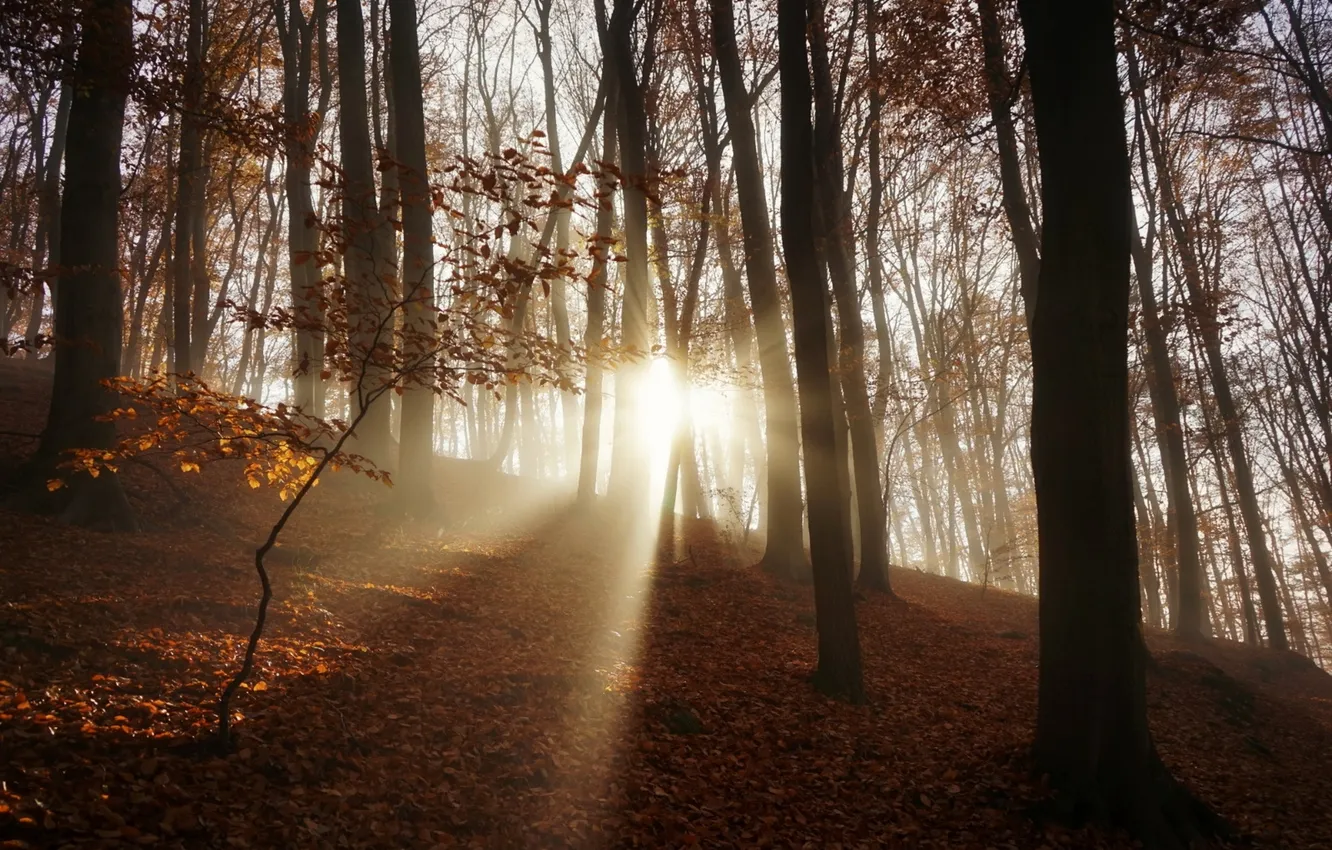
xmin=1 ymin=0 xmax=1331 ymax=847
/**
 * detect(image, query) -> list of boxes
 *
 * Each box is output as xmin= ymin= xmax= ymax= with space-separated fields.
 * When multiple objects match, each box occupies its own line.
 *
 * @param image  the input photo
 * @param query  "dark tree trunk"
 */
xmin=338 ymin=0 xmax=392 ymax=467
xmin=170 ymin=0 xmax=204 ymax=376
xmin=388 ymin=0 xmax=437 ymax=516
xmin=975 ymin=0 xmax=1040 ymax=323
xmin=25 ymin=0 xmax=135 ymax=530
xmin=1021 ymin=1 xmax=1222 ymax=843
xmin=605 ymin=0 xmax=652 ymax=505
xmin=1125 ymin=77 xmax=1208 ymax=642
xmin=712 ymin=0 xmax=807 ymax=579
xmin=23 ymin=65 xmax=73 ymax=355
xmin=276 ymin=0 xmax=327 ymax=417
xmin=534 ymin=0 xmax=580 ymax=477
xmin=808 ymin=0 xmax=890 ymax=593
xmin=778 ymin=0 xmax=863 ymax=701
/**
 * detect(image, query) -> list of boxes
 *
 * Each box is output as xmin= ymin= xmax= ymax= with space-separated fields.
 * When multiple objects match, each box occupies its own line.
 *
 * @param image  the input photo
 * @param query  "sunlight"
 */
xmin=639 ymin=356 xmax=735 ymax=514
xmin=641 ymin=358 xmax=682 ymax=503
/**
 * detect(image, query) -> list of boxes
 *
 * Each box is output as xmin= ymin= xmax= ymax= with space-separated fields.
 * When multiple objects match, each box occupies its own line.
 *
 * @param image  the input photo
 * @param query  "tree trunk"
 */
xmin=605 ymin=0 xmax=652 ymax=506
xmin=25 ymin=0 xmax=136 ymax=531
xmin=1125 ymin=99 xmax=1208 ymax=642
xmin=712 ymin=0 xmax=806 ymax=578
xmin=1127 ymin=44 xmax=1287 ymax=650
xmin=809 ymin=0 xmax=890 ymax=593
xmin=778 ymin=0 xmax=863 ymax=701
xmin=1131 ymin=461 xmax=1165 ymax=630
xmin=338 ymin=0 xmax=392 ymax=467
xmin=388 ymin=0 xmax=437 ymax=515
xmin=975 ymin=0 xmax=1040 ymax=323
xmin=1021 ymin=1 xmax=1221 ymax=843
xmin=534 ymin=0 xmax=580 ymax=477
xmin=169 ymin=0 xmax=204 ymax=375
xmin=277 ymin=0 xmax=326 ymax=417
xmin=578 ymin=76 xmax=617 ymax=503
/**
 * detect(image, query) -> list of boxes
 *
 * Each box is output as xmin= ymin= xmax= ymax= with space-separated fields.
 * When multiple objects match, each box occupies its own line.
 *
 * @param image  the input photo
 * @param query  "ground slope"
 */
xmin=2 ymin=362 xmax=1330 ymax=849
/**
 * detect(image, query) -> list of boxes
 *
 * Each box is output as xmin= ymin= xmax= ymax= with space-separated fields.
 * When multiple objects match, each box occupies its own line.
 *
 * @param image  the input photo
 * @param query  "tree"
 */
xmin=25 ymin=0 xmax=135 ymax=530
xmin=778 ymin=0 xmax=863 ymax=700
xmin=337 ymin=0 xmax=393 ymax=467
xmin=808 ymin=0 xmax=890 ymax=592
xmin=388 ymin=0 xmax=438 ymax=516
xmin=1125 ymin=41 xmax=1288 ymax=651
xmin=169 ymin=0 xmax=204 ymax=377
xmin=712 ymin=0 xmax=806 ymax=579
xmin=604 ymin=0 xmax=652 ymax=505
xmin=275 ymin=0 xmax=328 ymax=417
xmin=1020 ymin=0 xmax=1223 ymax=843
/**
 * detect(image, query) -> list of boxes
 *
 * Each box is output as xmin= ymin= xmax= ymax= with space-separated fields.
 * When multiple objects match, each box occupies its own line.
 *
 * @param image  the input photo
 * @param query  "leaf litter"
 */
xmin=0 ymin=439 xmax=1329 ymax=848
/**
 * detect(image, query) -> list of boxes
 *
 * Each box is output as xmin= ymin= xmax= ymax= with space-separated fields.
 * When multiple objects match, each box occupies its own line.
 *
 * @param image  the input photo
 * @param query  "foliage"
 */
xmin=47 ymin=375 xmax=391 ymax=502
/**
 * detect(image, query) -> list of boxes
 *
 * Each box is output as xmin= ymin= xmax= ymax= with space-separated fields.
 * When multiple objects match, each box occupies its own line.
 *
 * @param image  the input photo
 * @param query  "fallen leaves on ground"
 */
xmin=2 ymin=368 xmax=1330 ymax=848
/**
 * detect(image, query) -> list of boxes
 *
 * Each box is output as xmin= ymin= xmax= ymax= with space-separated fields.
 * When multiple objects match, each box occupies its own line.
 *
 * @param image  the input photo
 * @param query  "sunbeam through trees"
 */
xmin=1 ymin=0 xmax=1331 ymax=847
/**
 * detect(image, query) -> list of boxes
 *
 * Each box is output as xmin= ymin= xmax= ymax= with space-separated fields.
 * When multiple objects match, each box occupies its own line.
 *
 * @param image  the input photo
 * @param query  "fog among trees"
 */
xmin=2 ymin=0 xmax=1331 ymax=847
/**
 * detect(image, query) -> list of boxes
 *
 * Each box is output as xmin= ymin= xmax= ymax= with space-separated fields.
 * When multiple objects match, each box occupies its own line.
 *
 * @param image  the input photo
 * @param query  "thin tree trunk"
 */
xmin=338 ymin=0 xmax=392 ymax=466
xmin=712 ymin=0 xmax=806 ymax=578
xmin=577 ymin=78 xmax=616 ymax=503
xmin=975 ymin=0 xmax=1040 ymax=323
xmin=605 ymin=0 xmax=652 ymax=504
xmin=778 ymin=0 xmax=863 ymax=700
xmin=388 ymin=0 xmax=437 ymax=515
xmin=1128 ymin=44 xmax=1287 ymax=650
xmin=809 ymin=0 xmax=889 ymax=592
xmin=277 ymin=0 xmax=327 ymax=416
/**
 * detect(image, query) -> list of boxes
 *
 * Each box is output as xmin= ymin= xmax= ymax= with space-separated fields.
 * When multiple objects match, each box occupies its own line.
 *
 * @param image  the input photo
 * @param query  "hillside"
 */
xmin=2 ymin=363 xmax=1331 ymax=849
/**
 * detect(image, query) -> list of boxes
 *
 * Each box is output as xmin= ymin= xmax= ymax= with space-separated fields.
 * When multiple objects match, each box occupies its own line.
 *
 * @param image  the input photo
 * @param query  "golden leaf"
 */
xmin=46 ymin=479 xmax=65 ymax=492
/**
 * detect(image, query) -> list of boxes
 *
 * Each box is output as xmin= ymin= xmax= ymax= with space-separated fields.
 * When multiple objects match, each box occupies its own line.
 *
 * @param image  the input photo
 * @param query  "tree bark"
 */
xmin=712 ymin=0 xmax=806 ymax=578
xmin=779 ymin=0 xmax=863 ymax=701
xmin=605 ymin=0 xmax=652 ymax=506
xmin=1021 ymin=1 xmax=1222 ymax=843
xmin=975 ymin=0 xmax=1040 ymax=323
xmin=277 ymin=0 xmax=326 ymax=416
xmin=25 ymin=0 xmax=136 ymax=530
xmin=809 ymin=0 xmax=889 ymax=592
xmin=338 ymin=0 xmax=392 ymax=466
xmin=388 ymin=0 xmax=437 ymax=515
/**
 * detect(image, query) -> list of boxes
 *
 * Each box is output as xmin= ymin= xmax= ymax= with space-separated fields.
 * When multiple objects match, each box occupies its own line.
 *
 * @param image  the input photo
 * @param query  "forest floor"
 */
xmin=3 ymin=360 xmax=1332 ymax=849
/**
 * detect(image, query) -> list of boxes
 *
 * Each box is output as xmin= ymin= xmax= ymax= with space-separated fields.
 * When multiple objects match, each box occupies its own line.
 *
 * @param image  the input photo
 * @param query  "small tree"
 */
xmin=52 ymin=137 xmax=625 ymax=748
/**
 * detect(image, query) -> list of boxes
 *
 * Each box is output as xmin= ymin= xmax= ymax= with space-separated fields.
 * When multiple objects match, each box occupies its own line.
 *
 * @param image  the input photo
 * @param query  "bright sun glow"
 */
xmin=641 ymin=358 xmax=682 ymax=501
xmin=638 ymin=357 xmax=734 ymax=511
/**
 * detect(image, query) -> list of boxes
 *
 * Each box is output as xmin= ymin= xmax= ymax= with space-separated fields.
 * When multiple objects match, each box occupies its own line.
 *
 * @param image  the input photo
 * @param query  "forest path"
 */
xmin=2 ymin=461 xmax=1331 ymax=848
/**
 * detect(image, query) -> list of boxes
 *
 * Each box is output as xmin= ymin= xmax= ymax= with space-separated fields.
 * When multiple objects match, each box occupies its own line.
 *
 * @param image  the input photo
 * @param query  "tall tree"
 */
xmin=275 ymin=0 xmax=327 ymax=416
xmin=338 ymin=0 xmax=392 ymax=466
xmin=388 ymin=0 xmax=437 ymax=515
xmin=577 ymin=66 xmax=617 ymax=504
xmin=1021 ymin=1 xmax=1222 ymax=842
xmin=712 ymin=0 xmax=806 ymax=579
xmin=974 ymin=0 xmax=1040 ymax=323
xmin=169 ymin=0 xmax=204 ymax=376
xmin=605 ymin=0 xmax=653 ymax=504
xmin=26 ymin=0 xmax=135 ymax=530
xmin=778 ymin=0 xmax=863 ymax=700
xmin=1126 ymin=44 xmax=1288 ymax=650
xmin=808 ymin=0 xmax=890 ymax=592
